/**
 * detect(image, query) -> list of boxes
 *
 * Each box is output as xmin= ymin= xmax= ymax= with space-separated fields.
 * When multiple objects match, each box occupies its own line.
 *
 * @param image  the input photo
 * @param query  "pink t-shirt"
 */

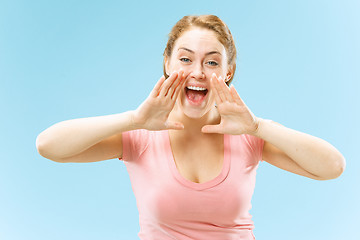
xmin=120 ymin=129 xmax=264 ymax=240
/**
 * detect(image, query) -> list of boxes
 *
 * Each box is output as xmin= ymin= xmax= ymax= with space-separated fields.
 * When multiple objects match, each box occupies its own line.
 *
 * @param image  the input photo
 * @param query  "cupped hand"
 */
xmin=201 ymin=73 xmax=260 ymax=135
xmin=132 ymin=71 xmax=187 ymax=130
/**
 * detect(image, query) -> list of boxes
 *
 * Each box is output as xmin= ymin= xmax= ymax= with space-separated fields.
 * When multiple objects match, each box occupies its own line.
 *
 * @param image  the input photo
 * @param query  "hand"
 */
xmin=202 ymin=73 xmax=259 ymax=135
xmin=132 ymin=71 xmax=187 ymax=130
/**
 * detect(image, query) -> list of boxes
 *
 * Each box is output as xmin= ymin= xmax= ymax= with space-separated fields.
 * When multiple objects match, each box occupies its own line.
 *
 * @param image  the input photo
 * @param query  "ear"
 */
xmin=225 ymin=66 xmax=235 ymax=82
xmin=164 ymin=56 xmax=170 ymax=76
xmin=225 ymin=73 xmax=232 ymax=82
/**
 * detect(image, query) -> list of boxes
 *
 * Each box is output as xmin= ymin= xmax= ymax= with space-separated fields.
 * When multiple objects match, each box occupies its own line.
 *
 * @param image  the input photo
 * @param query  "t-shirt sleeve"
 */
xmin=119 ymin=129 xmax=150 ymax=162
xmin=244 ymin=134 xmax=265 ymax=162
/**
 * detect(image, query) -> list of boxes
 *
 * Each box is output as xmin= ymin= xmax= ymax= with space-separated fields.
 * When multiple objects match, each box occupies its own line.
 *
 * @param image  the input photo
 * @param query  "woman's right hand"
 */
xmin=132 ymin=71 xmax=187 ymax=130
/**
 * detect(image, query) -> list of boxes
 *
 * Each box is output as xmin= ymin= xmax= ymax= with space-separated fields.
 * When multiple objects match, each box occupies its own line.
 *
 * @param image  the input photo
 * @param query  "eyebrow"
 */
xmin=178 ymin=47 xmax=222 ymax=56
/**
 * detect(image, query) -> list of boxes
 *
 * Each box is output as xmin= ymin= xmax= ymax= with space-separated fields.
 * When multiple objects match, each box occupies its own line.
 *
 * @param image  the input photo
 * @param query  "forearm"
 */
xmin=36 ymin=111 xmax=137 ymax=159
xmin=253 ymin=118 xmax=346 ymax=179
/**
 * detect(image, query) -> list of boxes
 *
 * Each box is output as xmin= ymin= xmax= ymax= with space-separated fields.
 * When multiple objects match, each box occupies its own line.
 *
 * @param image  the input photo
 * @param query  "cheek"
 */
xmin=205 ymin=68 xmax=226 ymax=79
xmin=167 ymin=59 xmax=181 ymax=73
xmin=169 ymin=63 xmax=192 ymax=77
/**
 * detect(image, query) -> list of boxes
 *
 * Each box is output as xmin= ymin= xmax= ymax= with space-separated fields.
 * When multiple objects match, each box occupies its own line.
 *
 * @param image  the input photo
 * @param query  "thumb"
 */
xmin=201 ymin=124 xmax=223 ymax=134
xmin=165 ymin=121 xmax=184 ymax=130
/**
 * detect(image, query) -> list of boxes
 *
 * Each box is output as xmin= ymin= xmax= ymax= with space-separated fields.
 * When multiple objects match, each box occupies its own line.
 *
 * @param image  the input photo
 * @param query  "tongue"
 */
xmin=187 ymin=89 xmax=205 ymax=101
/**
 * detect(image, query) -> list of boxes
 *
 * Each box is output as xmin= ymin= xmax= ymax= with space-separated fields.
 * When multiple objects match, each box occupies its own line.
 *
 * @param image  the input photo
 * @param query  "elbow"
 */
xmin=319 ymin=154 xmax=346 ymax=180
xmin=332 ymin=154 xmax=346 ymax=179
xmin=36 ymin=134 xmax=47 ymax=157
xmin=36 ymin=134 xmax=66 ymax=163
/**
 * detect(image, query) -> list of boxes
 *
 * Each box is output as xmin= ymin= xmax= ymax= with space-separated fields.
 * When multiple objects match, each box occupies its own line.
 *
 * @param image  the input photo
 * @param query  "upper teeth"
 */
xmin=187 ymin=86 xmax=207 ymax=91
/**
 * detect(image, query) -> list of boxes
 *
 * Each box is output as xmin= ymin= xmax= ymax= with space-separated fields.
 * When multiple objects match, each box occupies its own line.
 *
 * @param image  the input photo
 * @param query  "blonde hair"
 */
xmin=163 ymin=15 xmax=237 ymax=85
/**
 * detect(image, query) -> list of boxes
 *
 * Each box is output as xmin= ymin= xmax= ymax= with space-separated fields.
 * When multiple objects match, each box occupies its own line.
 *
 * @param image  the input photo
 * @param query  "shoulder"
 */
xmin=227 ymin=134 xmax=265 ymax=163
xmin=228 ymin=134 xmax=264 ymax=150
xmin=121 ymin=129 xmax=165 ymax=161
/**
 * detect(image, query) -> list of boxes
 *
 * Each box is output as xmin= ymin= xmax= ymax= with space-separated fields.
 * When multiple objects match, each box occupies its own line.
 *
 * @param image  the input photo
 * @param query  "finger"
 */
xmin=213 ymin=75 xmax=228 ymax=102
xmin=172 ymin=71 xmax=190 ymax=99
xmin=165 ymin=121 xmax=184 ymax=130
xmin=167 ymin=70 xmax=184 ymax=99
xmin=210 ymin=74 xmax=222 ymax=104
xmin=171 ymin=72 xmax=187 ymax=100
xmin=201 ymin=124 xmax=223 ymax=134
xmin=150 ymin=75 xmax=166 ymax=97
xmin=218 ymin=76 xmax=232 ymax=102
xmin=159 ymin=71 xmax=178 ymax=97
xmin=230 ymin=85 xmax=246 ymax=106
xmin=162 ymin=71 xmax=178 ymax=96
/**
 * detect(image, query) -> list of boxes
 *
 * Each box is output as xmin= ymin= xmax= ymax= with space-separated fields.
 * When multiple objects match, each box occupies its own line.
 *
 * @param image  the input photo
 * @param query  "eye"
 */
xmin=207 ymin=61 xmax=219 ymax=66
xmin=180 ymin=58 xmax=191 ymax=63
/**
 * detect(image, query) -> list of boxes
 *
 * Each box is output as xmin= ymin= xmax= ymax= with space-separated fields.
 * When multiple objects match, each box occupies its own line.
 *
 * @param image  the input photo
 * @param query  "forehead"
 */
xmin=173 ymin=27 xmax=226 ymax=55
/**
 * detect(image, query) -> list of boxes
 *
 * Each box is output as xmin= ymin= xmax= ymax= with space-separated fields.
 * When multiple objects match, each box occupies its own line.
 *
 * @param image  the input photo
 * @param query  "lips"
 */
xmin=185 ymin=85 xmax=208 ymax=105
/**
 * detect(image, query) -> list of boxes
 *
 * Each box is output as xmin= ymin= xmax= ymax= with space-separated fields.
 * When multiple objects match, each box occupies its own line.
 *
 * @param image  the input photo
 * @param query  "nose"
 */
xmin=189 ymin=63 xmax=205 ymax=80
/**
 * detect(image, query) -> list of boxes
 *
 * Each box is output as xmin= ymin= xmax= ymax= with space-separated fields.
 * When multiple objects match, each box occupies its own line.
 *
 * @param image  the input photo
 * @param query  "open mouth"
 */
xmin=185 ymin=86 xmax=208 ymax=105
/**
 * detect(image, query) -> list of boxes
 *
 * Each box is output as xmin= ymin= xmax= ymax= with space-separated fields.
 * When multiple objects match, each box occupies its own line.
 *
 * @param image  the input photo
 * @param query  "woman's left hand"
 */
xmin=202 ymin=73 xmax=259 ymax=135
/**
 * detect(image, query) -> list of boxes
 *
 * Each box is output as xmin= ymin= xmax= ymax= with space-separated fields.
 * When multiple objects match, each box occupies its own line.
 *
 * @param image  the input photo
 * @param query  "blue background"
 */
xmin=1 ymin=0 xmax=359 ymax=239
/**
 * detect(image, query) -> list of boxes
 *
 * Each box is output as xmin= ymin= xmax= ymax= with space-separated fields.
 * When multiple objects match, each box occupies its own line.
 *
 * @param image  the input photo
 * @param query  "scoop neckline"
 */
xmin=164 ymin=130 xmax=231 ymax=191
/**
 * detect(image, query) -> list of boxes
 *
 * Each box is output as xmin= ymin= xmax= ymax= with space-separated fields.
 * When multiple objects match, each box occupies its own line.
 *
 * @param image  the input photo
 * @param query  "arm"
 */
xmin=255 ymin=119 xmax=345 ymax=180
xmin=202 ymin=74 xmax=345 ymax=180
xmin=36 ymin=111 xmax=136 ymax=162
xmin=36 ymin=71 xmax=187 ymax=163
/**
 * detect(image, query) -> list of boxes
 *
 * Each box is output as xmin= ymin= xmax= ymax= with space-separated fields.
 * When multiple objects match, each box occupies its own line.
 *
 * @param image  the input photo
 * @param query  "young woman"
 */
xmin=36 ymin=15 xmax=345 ymax=240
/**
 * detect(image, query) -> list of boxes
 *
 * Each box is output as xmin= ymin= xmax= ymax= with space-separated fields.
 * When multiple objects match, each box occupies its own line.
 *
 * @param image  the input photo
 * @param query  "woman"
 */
xmin=36 ymin=15 xmax=345 ymax=240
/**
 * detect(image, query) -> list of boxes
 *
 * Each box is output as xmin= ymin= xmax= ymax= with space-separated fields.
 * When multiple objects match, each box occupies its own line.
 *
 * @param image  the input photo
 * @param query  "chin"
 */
xmin=182 ymin=108 xmax=207 ymax=119
xmin=178 ymin=98 xmax=214 ymax=120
